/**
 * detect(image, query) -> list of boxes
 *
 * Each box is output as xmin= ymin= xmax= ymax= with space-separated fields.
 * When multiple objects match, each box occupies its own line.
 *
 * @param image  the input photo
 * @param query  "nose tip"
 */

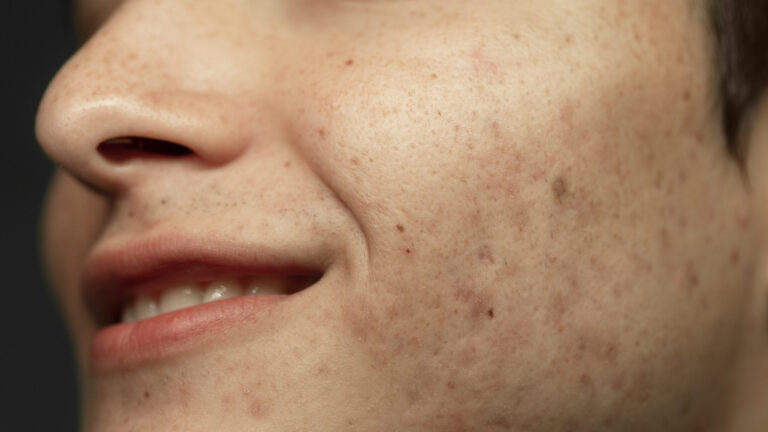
xmin=35 ymin=69 xmax=253 ymax=192
xmin=33 ymin=0 xmax=268 ymax=194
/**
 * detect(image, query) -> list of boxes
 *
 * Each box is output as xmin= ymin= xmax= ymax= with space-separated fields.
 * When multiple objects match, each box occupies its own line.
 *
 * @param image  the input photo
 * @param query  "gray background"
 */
xmin=3 ymin=0 xmax=79 ymax=430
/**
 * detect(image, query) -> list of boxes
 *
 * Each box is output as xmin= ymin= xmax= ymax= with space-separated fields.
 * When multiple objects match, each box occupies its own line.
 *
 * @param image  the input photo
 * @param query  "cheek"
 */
xmin=43 ymin=172 xmax=110 ymax=366
xmin=328 ymin=66 xmax=753 ymax=430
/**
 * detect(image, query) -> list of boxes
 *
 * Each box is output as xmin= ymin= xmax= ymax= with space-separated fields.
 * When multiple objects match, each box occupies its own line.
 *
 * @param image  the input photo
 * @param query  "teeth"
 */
xmin=246 ymin=276 xmax=284 ymax=295
xmin=121 ymin=303 xmax=137 ymax=323
xmin=203 ymin=279 xmax=243 ymax=303
xmin=159 ymin=284 xmax=203 ymax=314
xmin=134 ymin=296 xmax=159 ymax=321
xmin=120 ymin=276 xmax=296 ymax=323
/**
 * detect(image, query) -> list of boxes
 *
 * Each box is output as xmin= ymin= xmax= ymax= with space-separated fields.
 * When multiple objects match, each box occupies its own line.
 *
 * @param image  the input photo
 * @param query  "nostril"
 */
xmin=98 ymin=137 xmax=193 ymax=162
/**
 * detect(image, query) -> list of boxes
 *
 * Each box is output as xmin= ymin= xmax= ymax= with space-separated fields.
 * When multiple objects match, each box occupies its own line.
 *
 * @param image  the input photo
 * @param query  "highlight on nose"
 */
xmin=97 ymin=137 xmax=193 ymax=163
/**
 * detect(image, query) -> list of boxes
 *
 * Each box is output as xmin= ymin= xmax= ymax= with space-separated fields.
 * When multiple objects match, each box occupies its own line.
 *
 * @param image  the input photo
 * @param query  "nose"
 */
xmin=35 ymin=0 xmax=272 ymax=193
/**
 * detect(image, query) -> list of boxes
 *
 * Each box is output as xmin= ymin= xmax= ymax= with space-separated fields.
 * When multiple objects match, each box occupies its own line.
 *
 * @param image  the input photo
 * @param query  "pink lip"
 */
xmin=83 ymin=234 xmax=325 ymax=371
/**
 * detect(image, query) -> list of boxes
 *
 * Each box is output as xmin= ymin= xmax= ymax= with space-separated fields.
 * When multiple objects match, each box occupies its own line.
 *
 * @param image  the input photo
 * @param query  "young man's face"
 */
xmin=37 ymin=0 xmax=762 ymax=430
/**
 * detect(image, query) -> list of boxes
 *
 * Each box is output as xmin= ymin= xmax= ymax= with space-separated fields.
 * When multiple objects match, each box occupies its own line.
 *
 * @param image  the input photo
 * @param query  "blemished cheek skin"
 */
xmin=40 ymin=0 xmax=757 ymax=431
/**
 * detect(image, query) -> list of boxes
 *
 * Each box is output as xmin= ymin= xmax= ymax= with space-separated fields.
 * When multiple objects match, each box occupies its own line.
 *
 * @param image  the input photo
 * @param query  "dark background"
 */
xmin=2 ymin=1 xmax=80 ymax=430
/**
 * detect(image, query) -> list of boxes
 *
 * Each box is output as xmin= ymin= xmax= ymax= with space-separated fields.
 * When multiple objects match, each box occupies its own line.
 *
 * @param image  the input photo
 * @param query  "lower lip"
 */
xmin=90 ymin=295 xmax=287 ymax=371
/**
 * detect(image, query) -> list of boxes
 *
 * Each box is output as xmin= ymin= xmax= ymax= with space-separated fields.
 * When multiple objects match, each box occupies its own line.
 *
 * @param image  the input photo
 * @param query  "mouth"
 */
xmin=82 ymin=234 xmax=326 ymax=369
xmin=117 ymin=275 xmax=318 ymax=324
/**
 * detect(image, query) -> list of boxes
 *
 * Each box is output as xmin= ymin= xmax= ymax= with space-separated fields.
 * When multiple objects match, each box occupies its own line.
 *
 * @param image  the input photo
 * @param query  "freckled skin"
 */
xmin=36 ymin=0 xmax=768 ymax=431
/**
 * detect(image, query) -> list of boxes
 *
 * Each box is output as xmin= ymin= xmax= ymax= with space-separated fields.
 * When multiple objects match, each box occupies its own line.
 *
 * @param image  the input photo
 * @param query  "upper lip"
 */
xmin=82 ymin=233 xmax=327 ymax=325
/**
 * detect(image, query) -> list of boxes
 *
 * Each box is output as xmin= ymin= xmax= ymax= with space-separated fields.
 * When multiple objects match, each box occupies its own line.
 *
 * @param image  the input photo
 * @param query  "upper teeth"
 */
xmin=121 ymin=276 xmax=288 ymax=323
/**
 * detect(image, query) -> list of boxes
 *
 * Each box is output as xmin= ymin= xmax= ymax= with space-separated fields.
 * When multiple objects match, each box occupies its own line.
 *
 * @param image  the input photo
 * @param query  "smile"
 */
xmin=82 ymin=233 xmax=327 ymax=370
xmin=120 ymin=275 xmax=317 ymax=323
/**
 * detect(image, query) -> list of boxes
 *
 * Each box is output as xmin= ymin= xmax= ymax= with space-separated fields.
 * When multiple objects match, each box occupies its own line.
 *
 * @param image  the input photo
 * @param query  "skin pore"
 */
xmin=36 ymin=0 xmax=768 ymax=431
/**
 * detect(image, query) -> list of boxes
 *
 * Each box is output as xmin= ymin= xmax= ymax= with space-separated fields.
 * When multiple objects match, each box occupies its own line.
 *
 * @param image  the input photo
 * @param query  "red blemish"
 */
xmin=248 ymin=398 xmax=271 ymax=419
xmin=683 ymin=263 xmax=699 ymax=293
xmin=491 ymin=121 xmax=501 ymax=139
xmin=470 ymin=47 xmax=500 ymax=77
xmin=345 ymin=59 xmax=354 ymax=66
xmin=730 ymin=249 xmax=740 ymax=264
xmin=454 ymin=287 xmax=491 ymax=319
xmin=351 ymin=157 xmax=360 ymax=166
xmin=601 ymin=343 xmax=618 ymax=364
xmin=317 ymin=128 xmax=326 ymax=138
xmin=283 ymin=161 xmax=291 ymax=168
xmin=431 ymin=73 xmax=438 ymax=79
xmin=559 ymin=101 xmax=575 ymax=129
xmin=612 ymin=371 xmax=651 ymax=401
xmin=580 ymin=373 xmax=592 ymax=386
xmin=405 ymin=248 xmax=411 ymax=254
xmin=478 ymin=244 xmax=495 ymax=263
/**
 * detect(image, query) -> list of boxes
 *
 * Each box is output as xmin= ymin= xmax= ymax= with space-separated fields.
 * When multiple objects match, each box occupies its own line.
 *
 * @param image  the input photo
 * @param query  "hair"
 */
xmin=710 ymin=0 xmax=768 ymax=160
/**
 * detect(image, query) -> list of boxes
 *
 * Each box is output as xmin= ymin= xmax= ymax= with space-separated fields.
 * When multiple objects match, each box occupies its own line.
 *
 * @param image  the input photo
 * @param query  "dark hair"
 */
xmin=711 ymin=0 xmax=768 ymax=160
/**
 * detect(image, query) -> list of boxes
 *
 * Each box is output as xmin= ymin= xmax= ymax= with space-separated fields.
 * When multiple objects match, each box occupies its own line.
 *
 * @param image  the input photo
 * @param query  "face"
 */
xmin=37 ymin=0 xmax=760 ymax=430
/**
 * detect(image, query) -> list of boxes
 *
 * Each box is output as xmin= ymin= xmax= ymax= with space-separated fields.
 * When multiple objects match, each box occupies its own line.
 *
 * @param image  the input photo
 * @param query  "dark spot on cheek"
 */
xmin=579 ymin=373 xmax=592 ymax=386
xmin=683 ymin=89 xmax=691 ymax=101
xmin=431 ymin=73 xmax=438 ymax=79
xmin=317 ymin=128 xmax=326 ymax=138
xmin=478 ymin=244 xmax=495 ymax=264
xmin=405 ymin=248 xmax=411 ymax=254
xmin=143 ymin=391 xmax=150 ymax=399
xmin=552 ymin=177 xmax=567 ymax=203
xmin=283 ymin=161 xmax=291 ymax=168
xmin=487 ymin=308 xmax=494 ymax=319
xmin=396 ymin=224 xmax=405 ymax=232
xmin=345 ymin=59 xmax=354 ymax=66
xmin=730 ymin=249 xmax=740 ymax=264
xmin=351 ymin=157 xmax=360 ymax=166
